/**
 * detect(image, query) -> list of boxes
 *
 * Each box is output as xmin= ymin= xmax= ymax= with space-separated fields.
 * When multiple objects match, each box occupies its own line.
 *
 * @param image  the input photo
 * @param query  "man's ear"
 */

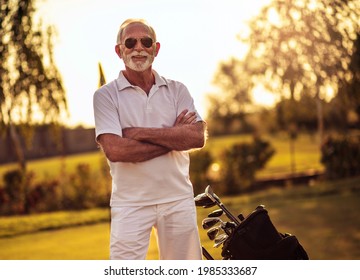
xmin=115 ymin=45 xmax=122 ymax=59
xmin=154 ymin=42 xmax=160 ymax=57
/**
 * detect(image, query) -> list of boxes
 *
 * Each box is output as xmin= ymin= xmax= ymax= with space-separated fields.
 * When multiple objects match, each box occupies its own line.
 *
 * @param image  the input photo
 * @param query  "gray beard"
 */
xmin=124 ymin=51 xmax=154 ymax=72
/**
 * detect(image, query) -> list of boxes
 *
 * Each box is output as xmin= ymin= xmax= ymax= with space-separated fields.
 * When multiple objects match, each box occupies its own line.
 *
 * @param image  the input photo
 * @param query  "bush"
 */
xmin=1 ymin=169 xmax=29 ymax=214
xmin=0 ymin=161 xmax=111 ymax=215
xmin=27 ymin=179 xmax=61 ymax=213
xmin=190 ymin=149 xmax=213 ymax=195
xmin=59 ymin=163 xmax=110 ymax=210
xmin=221 ymin=136 xmax=275 ymax=194
xmin=321 ymin=134 xmax=360 ymax=179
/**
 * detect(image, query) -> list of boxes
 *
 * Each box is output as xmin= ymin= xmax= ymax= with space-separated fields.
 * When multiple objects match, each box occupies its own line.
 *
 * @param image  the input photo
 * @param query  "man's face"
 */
xmin=117 ymin=23 xmax=159 ymax=72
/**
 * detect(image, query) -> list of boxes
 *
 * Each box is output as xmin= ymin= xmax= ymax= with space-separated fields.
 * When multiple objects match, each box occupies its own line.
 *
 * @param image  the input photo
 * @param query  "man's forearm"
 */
xmin=97 ymin=134 xmax=170 ymax=163
xmin=122 ymin=122 xmax=206 ymax=151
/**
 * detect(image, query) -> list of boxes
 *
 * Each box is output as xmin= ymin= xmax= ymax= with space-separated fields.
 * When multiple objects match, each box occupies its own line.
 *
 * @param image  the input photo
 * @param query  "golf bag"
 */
xmin=220 ymin=205 xmax=309 ymax=260
xmin=195 ymin=185 xmax=309 ymax=260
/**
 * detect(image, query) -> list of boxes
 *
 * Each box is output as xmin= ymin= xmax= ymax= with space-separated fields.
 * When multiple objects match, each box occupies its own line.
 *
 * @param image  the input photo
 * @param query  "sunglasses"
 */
xmin=122 ymin=37 xmax=154 ymax=49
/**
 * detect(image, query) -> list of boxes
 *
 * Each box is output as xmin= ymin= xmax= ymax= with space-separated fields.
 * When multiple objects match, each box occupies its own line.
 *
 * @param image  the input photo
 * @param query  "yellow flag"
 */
xmin=98 ymin=62 xmax=106 ymax=88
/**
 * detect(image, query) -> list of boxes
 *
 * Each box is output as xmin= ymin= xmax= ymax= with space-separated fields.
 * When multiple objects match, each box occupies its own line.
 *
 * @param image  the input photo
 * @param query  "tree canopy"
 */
xmin=0 ymin=0 xmax=67 ymax=168
xmin=0 ymin=0 xmax=67 ymax=127
xmin=243 ymin=0 xmax=359 ymax=99
xmin=207 ymin=0 xmax=360 ymax=136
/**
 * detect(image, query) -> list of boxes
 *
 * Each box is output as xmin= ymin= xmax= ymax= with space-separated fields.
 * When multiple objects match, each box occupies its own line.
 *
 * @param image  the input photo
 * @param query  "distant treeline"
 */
xmin=0 ymin=126 xmax=97 ymax=164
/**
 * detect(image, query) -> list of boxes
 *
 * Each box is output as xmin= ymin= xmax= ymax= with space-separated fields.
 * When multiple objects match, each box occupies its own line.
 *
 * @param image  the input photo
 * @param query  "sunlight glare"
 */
xmin=252 ymin=85 xmax=277 ymax=107
xmin=36 ymin=0 xmax=272 ymax=127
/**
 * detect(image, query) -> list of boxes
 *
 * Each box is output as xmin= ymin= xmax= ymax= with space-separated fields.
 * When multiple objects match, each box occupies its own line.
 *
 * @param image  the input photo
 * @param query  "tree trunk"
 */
xmin=316 ymin=95 xmax=324 ymax=146
xmin=9 ymin=123 xmax=26 ymax=171
xmin=9 ymin=122 xmax=30 ymax=214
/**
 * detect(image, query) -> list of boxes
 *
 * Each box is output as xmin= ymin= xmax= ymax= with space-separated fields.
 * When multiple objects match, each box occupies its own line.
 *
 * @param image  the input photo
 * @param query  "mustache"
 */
xmin=130 ymin=51 xmax=150 ymax=57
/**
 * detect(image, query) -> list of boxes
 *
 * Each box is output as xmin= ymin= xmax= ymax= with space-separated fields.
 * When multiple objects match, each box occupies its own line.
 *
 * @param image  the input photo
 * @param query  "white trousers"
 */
xmin=110 ymin=197 xmax=202 ymax=260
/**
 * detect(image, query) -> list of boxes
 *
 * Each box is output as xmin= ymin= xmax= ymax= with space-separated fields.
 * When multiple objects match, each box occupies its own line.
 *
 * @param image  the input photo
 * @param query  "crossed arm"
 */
xmin=97 ymin=110 xmax=207 ymax=163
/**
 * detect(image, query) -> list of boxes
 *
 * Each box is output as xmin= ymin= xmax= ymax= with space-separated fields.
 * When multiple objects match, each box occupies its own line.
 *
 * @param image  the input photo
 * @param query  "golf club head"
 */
xmin=202 ymin=217 xmax=221 ymax=230
xmin=208 ymin=209 xmax=224 ymax=218
xmin=213 ymin=233 xmax=228 ymax=248
xmin=205 ymin=185 xmax=220 ymax=203
xmin=194 ymin=192 xmax=217 ymax=208
xmin=207 ymin=227 xmax=220 ymax=240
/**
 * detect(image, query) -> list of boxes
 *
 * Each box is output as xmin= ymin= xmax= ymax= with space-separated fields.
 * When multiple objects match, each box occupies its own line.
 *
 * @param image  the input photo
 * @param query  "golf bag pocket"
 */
xmin=221 ymin=206 xmax=309 ymax=260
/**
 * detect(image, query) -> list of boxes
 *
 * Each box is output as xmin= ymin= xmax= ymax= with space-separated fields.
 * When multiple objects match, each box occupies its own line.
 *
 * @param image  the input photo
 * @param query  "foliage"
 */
xmin=206 ymin=58 xmax=255 ymax=135
xmin=275 ymin=93 xmax=318 ymax=132
xmin=0 ymin=161 xmax=110 ymax=215
xmin=0 ymin=133 xmax=326 ymax=215
xmin=190 ymin=149 xmax=213 ymax=195
xmin=336 ymin=33 xmax=360 ymax=128
xmin=62 ymin=163 xmax=109 ymax=210
xmin=0 ymin=0 xmax=67 ymax=170
xmin=207 ymin=0 xmax=360 ymax=137
xmin=1 ymin=177 xmax=360 ymax=259
xmin=243 ymin=0 xmax=359 ymax=98
xmin=221 ymin=136 xmax=275 ymax=194
xmin=321 ymin=134 xmax=360 ymax=179
xmin=2 ymin=169 xmax=28 ymax=214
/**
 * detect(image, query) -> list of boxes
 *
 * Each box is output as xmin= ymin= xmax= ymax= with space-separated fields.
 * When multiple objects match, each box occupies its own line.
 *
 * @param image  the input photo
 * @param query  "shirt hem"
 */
xmin=109 ymin=193 xmax=194 ymax=207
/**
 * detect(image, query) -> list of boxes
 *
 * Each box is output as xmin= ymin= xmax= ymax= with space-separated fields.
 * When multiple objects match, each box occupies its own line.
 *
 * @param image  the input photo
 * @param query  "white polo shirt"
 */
xmin=93 ymin=70 xmax=203 ymax=206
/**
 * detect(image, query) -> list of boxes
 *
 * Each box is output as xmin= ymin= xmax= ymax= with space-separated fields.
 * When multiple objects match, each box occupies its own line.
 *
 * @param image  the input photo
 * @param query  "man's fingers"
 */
xmin=175 ymin=110 xmax=197 ymax=126
xmin=174 ymin=109 xmax=188 ymax=125
xmin=183 ymin=112 xmax=196 ymax=124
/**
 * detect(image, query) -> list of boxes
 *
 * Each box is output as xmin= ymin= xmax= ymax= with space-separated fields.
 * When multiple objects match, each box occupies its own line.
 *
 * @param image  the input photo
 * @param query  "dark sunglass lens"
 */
xmin=141 ymin=38 xmax=153 ymax=48
xmin=125 ymin=38 xmax=137 ymax=49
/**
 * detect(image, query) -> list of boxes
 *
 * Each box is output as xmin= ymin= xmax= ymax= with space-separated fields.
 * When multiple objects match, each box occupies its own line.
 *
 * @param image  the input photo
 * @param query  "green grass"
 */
xmin=0 ymin=151 xmax=106 ymax=183
xmin=1 ymin=176 xmax=359 ymax=260
xmin=0 ymin=133 xmax=323 ymax=184
xmin=205 ymin=133 xmax=323 ymax=178
xmin=0 ymin=223 xmax=110 ymax=260
xmin=0 ymin=208 xmax=110 ymax=238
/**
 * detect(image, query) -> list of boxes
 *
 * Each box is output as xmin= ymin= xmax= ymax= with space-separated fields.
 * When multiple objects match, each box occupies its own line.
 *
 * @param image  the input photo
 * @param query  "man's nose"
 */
xmin=134 ymin=39 xmax=144 ymax=51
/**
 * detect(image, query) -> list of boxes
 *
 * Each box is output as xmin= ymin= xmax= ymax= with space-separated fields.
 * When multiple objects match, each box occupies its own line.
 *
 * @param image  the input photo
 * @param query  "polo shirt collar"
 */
xmin=115 ymin=70 xmax=167 ymax=91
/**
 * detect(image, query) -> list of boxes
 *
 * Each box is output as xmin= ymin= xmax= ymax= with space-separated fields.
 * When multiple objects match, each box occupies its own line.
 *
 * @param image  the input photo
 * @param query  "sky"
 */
xmin=37 ymin=0 xmax=273 ymax=127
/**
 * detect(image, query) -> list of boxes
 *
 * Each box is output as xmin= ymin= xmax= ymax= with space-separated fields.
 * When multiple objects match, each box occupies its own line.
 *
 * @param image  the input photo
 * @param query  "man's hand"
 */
xmin=96 ymin=133 xmax=170 ymax=163
xmin=174 ymin=109 xmax=197 ymax=126
xmin=122 ymin=109 xmax=197 ymax=139
xmin=121 ymin=109 xmax=206 ymax=151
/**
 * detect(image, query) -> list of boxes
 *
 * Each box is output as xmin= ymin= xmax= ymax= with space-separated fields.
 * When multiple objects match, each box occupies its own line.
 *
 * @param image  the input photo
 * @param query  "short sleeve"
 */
xmin=93 ymin=86 xmax=122 ymax=140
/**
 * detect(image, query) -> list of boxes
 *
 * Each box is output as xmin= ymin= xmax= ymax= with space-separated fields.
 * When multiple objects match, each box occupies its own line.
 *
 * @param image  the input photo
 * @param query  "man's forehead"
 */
xmin=123 ymin=23 xmax=151 ymax=37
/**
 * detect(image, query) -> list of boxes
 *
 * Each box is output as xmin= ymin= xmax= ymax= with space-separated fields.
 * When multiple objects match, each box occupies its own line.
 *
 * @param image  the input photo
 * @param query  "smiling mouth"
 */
xmin=132 ymin=55 xmax=147 ymax=60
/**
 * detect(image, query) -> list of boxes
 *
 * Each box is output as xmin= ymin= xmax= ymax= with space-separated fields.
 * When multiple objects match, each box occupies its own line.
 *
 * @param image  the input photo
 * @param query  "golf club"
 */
xmin=205 ymin=185 xmax=241 ymax=225
xmin=208 ymin=209 xmax=224 ymax=218
xmin=194 ymin=192 xmax=217 ymax=208
xmin=207 ymin=226 xmax=220 ymax=240
xmin=203 ymin=217 xmax=235 ymax=236
xmin=201 ymin=246 xmax=214 ymax=260
xmin=202 ymin=217 xmax=222 ymax=230
xmin=214 ymin=233 xmax=228 ymax=248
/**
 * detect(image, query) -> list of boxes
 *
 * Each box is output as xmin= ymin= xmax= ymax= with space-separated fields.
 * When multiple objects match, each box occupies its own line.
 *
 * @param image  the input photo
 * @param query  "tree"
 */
xmin=221 ymin=136 xmax=275 ymax=194
xmin=206 ymin=58 xmax=255 ymax=135
xmin=336 ymin=32 xmax=360 ymax=128
xmin=0 ymin=0 xmax=67 ymax=171
xmin=241 ymin=0 xmax=360 ymax=144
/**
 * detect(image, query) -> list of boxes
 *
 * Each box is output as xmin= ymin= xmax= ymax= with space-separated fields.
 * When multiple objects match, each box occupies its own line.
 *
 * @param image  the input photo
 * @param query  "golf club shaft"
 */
xmin=202 ymin=246 xmax=214 ymax=260
xmin=216 ymin=202 xmax=241 ymax=226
